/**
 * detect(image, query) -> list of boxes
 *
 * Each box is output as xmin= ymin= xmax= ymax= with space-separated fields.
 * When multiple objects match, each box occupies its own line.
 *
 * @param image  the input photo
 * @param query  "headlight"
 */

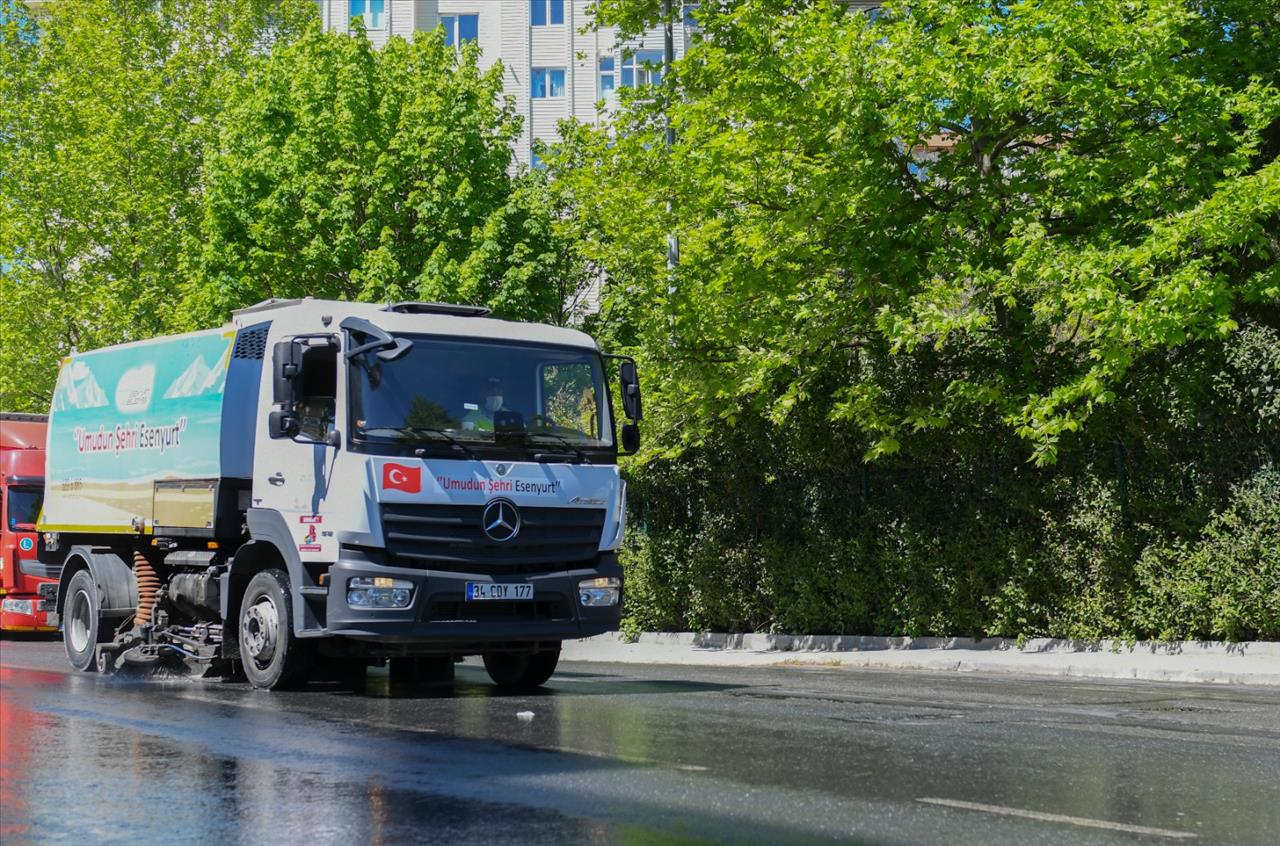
xmin=2 ymin=598 xmax=35 ymax=616
xmin=578 ymin=576 xmax=621 ymax=607
xmin=347 ymin=577 xmax=415 ymax=609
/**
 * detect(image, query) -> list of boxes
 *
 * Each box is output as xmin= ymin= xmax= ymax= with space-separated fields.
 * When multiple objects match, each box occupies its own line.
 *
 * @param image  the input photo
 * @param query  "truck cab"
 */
xmin=40 ymin=300 xmax=641 ymax=689
xmin=1 ymin=413 xmax=57 ymax=632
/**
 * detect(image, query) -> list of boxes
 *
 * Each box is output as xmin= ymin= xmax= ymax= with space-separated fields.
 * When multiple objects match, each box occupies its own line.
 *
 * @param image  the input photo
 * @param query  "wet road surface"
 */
xmin=1 ymin=637 xmax=1278 ymax=845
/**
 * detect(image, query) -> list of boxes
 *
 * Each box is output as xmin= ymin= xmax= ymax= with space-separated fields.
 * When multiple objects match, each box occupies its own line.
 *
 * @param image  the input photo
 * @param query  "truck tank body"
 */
xmin=39 ymin=326 xmax=263 ymax=537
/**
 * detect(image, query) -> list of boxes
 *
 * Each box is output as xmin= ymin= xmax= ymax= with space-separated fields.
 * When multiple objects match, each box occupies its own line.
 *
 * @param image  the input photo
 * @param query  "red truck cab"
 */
xmin=1 ymin=412 xmax=56 ymax=632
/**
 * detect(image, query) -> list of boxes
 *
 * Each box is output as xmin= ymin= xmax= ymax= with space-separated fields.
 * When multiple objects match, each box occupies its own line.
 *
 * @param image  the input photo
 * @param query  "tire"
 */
xmin=238 ymin=568 xmax=311 ymax=690
xmin=482 ymin=643 xmax=560 ymax=689
xmin=63 ymin=568 xmax=107 ymax=673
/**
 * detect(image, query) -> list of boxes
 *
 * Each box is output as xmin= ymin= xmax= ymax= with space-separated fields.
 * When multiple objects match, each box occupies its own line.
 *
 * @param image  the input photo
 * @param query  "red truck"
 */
xmin=1 ymin=412 xmax=57 ymax=632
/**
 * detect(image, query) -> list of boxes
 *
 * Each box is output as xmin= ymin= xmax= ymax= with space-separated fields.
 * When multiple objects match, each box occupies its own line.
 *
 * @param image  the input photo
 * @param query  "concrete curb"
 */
xmin=561 ymin=632 xmax=1280 ymax=686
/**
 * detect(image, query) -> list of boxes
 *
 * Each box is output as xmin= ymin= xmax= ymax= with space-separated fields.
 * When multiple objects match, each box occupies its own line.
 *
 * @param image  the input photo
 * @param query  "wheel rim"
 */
xmin=242 ymin=594 xmax=280 ymax=669
xmin=68 ymin=588 xmax=92 ymax=653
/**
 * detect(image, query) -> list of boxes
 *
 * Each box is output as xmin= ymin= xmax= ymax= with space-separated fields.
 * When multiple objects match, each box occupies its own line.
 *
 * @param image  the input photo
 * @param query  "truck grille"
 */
xmin=381 ymin=504 xmax=605 ymax=574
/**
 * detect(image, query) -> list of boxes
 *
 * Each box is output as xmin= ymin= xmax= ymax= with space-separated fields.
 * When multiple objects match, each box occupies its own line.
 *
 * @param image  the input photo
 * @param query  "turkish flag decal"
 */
xmin=382 ymin=462 xmax=422 ymax=493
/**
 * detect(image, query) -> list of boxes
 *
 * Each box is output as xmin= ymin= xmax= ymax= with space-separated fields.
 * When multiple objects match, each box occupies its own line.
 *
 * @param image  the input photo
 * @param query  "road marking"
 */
xmin=916 ymin=798 xmax=1197 ymax=839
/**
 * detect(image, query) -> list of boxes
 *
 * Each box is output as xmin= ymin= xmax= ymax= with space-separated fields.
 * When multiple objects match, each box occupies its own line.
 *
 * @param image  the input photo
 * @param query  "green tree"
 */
xmin=560 ymin=0 xmax=1280 ymax=464
xmin=0 ymin=0 xmax=317 ymax=412
xmin=559 ymin=0 xmax=1279 ymax=640
xmin=184 ymin=25 xmax=586 ymax=327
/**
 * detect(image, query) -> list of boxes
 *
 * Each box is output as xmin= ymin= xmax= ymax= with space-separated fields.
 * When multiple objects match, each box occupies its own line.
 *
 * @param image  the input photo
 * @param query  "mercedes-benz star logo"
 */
xmin=482 ymin=499 xmax=521 ymax=543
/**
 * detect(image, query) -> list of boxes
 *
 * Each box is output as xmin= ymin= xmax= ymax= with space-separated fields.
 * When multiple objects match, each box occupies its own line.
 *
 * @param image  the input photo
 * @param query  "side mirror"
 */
xmin=272 ymin=339 xmax=305 ymax=406
xmin=619 ymin=360 xmax=642 ymax=421
xmin=268 ymin=410 xmax=299 ymax=439
xmin=620 ymin=423 xmax=641 ymax=454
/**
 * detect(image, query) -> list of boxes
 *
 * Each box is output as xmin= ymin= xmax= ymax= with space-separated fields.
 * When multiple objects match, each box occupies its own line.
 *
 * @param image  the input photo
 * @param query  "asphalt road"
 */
xmin=2 ymin=637 xmax=1278 ymax=846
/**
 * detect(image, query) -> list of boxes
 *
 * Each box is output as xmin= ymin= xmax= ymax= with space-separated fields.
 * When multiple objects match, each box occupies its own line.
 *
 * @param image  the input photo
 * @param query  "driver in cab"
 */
xmin=461 ymin=377 xmax=510 ymax=432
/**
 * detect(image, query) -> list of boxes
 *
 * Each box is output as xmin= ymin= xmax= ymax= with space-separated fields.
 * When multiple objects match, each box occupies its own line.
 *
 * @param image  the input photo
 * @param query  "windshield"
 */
xmin=6 ymin=487 xmax=42 ymax=529
xmin=349 ymin=335 xmax=614 ymax=453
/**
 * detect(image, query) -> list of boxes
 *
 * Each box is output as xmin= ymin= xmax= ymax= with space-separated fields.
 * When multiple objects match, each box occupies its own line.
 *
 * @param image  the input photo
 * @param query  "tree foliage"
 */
xmin=562 ymin=0 xmax=1280 ymax=464
xmin=184 ymin=25 xmax=587 ymax=327
xmin=0 ymin=0 xmax=317 ymax=410
xmin=1 ymin=1 xmax=584 ymax=412
xmin=560 ymin=0 xmax=1280 ymax=639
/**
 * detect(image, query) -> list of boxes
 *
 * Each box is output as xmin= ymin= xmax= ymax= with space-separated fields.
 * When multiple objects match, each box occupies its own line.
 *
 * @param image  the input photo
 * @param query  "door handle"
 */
xmin=268 ymin=472 xmax=285 ymax=486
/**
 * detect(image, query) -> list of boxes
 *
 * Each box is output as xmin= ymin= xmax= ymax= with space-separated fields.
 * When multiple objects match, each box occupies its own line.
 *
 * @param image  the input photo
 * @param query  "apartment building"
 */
xmin=320 ymin=0 xmax=701 ymax=166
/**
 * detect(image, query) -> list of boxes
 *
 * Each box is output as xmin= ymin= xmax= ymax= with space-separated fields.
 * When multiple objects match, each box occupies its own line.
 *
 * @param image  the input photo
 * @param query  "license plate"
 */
xmin=465 ymin=582 xmax=533 ymax=601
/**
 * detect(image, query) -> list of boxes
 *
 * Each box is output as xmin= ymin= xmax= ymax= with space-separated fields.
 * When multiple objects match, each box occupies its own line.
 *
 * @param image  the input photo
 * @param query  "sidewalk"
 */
xmin=561 ymin=632 xmax=1280 ymax=686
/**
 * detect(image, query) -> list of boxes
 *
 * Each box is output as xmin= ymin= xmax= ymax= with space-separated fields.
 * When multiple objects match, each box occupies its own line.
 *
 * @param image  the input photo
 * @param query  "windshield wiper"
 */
xmin=527 ymin=431 xmax=591 ymax=464
xmin=360 ymin=426 xmax=480 ymax=460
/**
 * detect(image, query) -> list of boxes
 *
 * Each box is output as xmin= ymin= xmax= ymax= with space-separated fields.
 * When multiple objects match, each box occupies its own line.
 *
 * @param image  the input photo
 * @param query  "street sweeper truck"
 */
xmin=38 ymin=299 xmax=640 ymax=689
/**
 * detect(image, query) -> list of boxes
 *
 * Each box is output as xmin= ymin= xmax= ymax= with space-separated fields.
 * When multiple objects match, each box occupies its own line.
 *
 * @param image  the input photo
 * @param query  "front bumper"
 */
xmin=0 ymin=595 xmax=58 ymax=632
xmin=317 ymin=547 xmax=623 ymax=644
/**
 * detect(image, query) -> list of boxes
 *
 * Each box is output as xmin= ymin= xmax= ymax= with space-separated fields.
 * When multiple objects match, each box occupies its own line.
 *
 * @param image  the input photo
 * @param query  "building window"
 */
xmin=683 ymin=2 xmax=700 ymax=28
xmin=348 ymin=0 xmax=385 ymax=30
xmin=531 ymin=0 xmax=564 ymax=27
xmin=598 ymin=57 xmax=616 ymax=97
xmin=532 ymin=68 xmax=566 ymax=99
xmin=621 ymin=50 xmax=664 ymax=87
xmin=441 ymin=14 xmax=478 ymax=47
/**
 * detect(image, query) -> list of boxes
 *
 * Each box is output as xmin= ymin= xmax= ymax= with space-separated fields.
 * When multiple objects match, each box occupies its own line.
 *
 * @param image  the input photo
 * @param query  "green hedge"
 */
xmin=621 ymin=455 xmax=1279 ymax=641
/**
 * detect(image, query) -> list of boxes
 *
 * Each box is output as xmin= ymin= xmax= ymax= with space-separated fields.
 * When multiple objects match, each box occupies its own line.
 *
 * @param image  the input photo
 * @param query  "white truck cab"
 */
xmin=41 ymin=299 xmax=641 ymax=689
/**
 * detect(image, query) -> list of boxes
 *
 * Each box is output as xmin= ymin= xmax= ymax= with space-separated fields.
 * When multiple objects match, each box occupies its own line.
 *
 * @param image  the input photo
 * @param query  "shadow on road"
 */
xmin=332 ymin=666 xmax=743 ymax=701
xmin=0 ymin=630 xmax=60 ymax=642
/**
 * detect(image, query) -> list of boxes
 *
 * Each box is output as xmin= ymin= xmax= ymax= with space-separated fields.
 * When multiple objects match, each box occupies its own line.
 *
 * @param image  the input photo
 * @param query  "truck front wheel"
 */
xmin=63 ymin=569 xmax=106 ymax=672
xmin=482 ymin=644 xmax=560 ymax=689
xmin=238 ymin=569 xmax=311 ymax=690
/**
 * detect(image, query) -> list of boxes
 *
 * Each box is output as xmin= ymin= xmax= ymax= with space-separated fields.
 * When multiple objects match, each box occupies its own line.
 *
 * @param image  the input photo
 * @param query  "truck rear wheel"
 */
xmin=238 ymin=569 xmax=311 ymax=690
xmin=63 ymin=568 xmax=106 ymax=673
xmin=482 ymin=644 xmax=560 ymax=689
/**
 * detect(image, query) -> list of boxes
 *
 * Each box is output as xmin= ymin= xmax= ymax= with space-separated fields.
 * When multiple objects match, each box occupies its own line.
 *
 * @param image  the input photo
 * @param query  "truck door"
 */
xmin=257 ymin=337 xmax=340 ymax=563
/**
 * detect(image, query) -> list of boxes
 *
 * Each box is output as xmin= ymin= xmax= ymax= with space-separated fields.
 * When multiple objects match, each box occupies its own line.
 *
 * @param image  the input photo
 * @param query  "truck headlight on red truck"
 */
xmin=347 ymin=577 xmax=414 ymax=609
xmin=2 ymin=598 xmax=35 ymax=616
